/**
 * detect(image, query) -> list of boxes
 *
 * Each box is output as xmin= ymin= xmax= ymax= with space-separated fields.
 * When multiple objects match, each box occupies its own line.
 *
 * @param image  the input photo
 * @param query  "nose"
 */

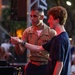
xmin=30 ymin=17 xmax=34 ymax=21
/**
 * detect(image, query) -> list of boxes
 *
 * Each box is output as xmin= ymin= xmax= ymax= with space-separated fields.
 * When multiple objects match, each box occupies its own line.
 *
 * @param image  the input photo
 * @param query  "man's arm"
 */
xmin=53 ymin=61 xmax=63 ymax=75
xmin=11 ymin=37 xmax=45 ymax=52
xmin=25 ymin=42 xmax=44 ymax=52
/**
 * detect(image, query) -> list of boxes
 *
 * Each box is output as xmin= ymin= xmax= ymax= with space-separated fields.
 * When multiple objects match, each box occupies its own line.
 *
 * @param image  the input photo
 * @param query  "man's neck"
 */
xmin=33 ymin=23 xmax=44 ymax=30
xmin=55 ymin=25 xmax=65 ymax=35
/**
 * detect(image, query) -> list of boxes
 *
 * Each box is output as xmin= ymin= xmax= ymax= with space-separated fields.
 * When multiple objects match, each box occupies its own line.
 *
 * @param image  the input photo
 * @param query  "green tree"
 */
xmin=1 ymin=0 xmax=27 ymax=36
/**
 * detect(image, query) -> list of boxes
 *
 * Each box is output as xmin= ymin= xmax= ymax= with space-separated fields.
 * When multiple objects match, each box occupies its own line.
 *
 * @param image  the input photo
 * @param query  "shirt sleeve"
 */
xmin=54 ymin=38 xmax=65 ymax=61
xmin=42 ymin=36 xmax=55 ymax=52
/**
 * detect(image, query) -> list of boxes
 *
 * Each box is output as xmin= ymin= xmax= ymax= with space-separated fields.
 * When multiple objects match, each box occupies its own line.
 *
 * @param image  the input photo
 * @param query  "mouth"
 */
xmin=31 ymin=22 xmax=35 ymax=25
xmin=32 ymin=21 xmax=35 ymax=23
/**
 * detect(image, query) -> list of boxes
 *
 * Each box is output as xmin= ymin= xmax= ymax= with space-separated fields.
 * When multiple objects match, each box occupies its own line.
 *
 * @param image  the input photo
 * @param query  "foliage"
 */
xmin=1 ymin=0 xmax=27 ymax=36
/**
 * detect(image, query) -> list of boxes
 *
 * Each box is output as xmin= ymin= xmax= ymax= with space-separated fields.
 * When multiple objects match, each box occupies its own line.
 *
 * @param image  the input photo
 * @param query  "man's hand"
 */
xmin=11 ymin=37 xmax=23 ymax=44
xmin=11 ymin=37 xmax=26 ymax=46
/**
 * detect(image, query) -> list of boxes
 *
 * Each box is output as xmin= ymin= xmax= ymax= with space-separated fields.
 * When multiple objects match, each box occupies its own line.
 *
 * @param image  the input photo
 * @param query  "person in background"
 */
xmin=0 ymin=35 xmax=14 ymax=61
xmin=17 ymin=7 xmax=56 ymax=75
xmin=70 ymin=38 xmax=75 ymax=54
xmin=70 ymin=39 xmax=75 ymax=75
xmin=11 ymin=6 xmax=71 ymax=75
xmin=0 ymin=46 xmax=5 ymax=60
xmin=71 ymin=52 xmax=75 ymax=75
xmin=1 ymin=37 xmax=12 ymax=53
xmin=9 ymin=43 xmax=27 ymax=63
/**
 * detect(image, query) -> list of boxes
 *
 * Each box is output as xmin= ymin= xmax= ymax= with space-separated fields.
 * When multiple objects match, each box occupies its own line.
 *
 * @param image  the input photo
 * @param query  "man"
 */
xmin=1 ymin=37 xmax=12 ymax=53
xmin=0 ymin=46 xmax=5 ymax=60
xmin=13 ymin=7 xmax=56 ymax=75
xmin=0 ymin=35 xmax=15 ymax=61
xmin=12 ymin=6 xmax=71 ymax=75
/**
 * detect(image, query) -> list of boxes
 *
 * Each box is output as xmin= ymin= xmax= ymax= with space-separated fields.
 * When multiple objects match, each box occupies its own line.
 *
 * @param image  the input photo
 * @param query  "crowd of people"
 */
xmin=0 ymin=6 xmax=75 ymax=75
xmin=70 ymin=39 xmax=75 ymax=75
xmin=0 ymin=35 xmax=27 ymax=63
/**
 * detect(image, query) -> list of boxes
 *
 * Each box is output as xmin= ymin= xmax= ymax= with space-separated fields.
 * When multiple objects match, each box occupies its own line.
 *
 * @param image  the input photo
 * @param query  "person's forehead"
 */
xmin=30 ymin=10 xmax=39 ymax=15
xmin=49 ymin=15 xmax=54 ymax=19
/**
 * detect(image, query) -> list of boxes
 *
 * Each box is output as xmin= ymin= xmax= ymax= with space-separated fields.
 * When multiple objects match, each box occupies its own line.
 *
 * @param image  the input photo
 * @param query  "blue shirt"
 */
xmin=42 ymin=32 xmax=71 ymax=75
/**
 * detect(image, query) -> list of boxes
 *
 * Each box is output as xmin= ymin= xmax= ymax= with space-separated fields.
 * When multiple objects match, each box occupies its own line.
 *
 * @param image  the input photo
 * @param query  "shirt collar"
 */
xmin=29 ymin=23 xmax=50 ymax=36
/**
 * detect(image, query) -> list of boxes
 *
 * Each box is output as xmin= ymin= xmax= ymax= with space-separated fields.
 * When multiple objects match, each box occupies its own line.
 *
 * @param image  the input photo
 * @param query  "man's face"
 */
xmin=47 ymin=15 xmax=59 ymax=29
xmin=30 ymin=10 xmax=41 ymax=26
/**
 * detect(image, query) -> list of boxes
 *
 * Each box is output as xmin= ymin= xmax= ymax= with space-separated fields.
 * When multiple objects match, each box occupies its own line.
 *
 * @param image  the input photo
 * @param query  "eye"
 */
xmin=30 ymin=15 xmax=38 ymax=18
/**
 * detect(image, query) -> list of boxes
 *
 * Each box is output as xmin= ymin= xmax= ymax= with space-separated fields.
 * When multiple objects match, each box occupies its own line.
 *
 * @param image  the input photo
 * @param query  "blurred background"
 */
xmin=0 ymin=0 xmax=75 ymax=43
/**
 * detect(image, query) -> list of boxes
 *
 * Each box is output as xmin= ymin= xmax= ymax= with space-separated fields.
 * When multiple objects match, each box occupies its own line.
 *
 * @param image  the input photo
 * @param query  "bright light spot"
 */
xmin=69 ymin=38 xmax=72 ymax=41
xmin=66 ymin=1 xmax=72 ymax=6
xmin=16 ymin=29 xmax=23 ymax=38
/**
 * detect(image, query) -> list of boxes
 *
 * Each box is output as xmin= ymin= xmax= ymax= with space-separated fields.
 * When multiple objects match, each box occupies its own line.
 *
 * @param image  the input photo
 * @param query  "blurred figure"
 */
xmin=9 ymin=43 xmax=27 ymax=63
xmin=0 ymin=35 xmax=16 ymax=62
xmin=0 ymin=46 xmax=5 ymax=60
xmin=1 ymin=36 xmax=12 ymax=53
xmin=70 ymin=40 xmax=75 ymax=75
xmin=71 ymin=57 xmax=75 ymax=75
xmin=70 ymin=38 xmax=75 ymax=55
xmin=0 ymin=46 xmax=12 ymax=62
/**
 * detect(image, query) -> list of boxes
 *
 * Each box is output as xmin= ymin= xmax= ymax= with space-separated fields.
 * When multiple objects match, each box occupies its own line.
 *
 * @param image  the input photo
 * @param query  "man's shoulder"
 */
xmin=23 ymin=26 xmax=32 ymax=32
xmin=25 ymin=26 xmax=32 ymax=30
xmin=44 ymin=23 xmax=55 ymax=31
xmin=47 ymin=27 xmax=57 ymax=35
xmin=43 ymin=23 xmax=57 ymax=35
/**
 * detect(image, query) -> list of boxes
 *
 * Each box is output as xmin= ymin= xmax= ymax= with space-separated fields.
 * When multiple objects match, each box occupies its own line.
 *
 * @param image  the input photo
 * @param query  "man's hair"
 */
xmin=47 ymin=6 xmax=67 ymax=25
xmin=31 ymin=7 xmax=44 ymax=15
